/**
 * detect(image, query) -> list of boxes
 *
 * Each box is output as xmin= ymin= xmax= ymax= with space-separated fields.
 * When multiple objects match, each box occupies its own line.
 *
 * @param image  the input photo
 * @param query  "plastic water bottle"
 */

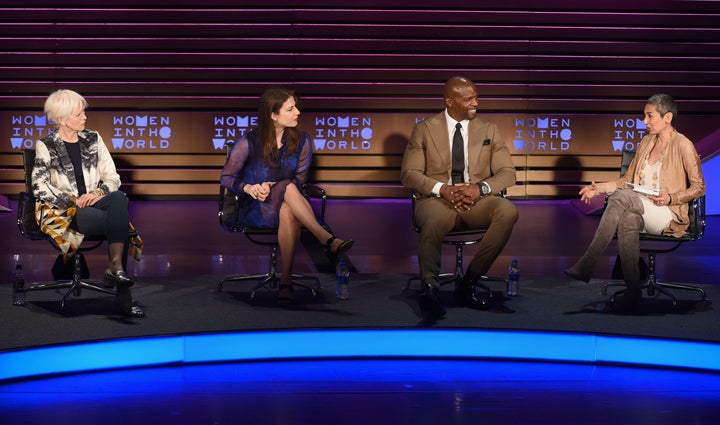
xmin=507 ymin=258 xmax=520 ymax=296
xmin=335 ymin=258 xmax=350 ymax=300
xmin=12 ymin=263 xmax=26 ymax=306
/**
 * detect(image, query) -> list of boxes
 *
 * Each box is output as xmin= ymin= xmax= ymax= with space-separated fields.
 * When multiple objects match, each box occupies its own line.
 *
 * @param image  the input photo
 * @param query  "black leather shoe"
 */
xmin=124 ymin=301 xmax=145 ymax=318
xmin=114 ymin=288 xmax=145 ymax=318
xmin=455 ymin=285 xmax=489 ymax=310
xmin=455 ymin=270 xmax=489 ymax=310
xmin=418 ymin=283 xmax=446 ymax=318
xmin=115 ymin=299 xmax=145 ymax=317
xmin=104 ymin=269 xmax=134 ymax=288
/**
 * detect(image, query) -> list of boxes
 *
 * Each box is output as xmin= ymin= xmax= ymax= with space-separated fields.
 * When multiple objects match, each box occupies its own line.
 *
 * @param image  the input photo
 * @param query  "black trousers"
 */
xmin=71 ymin=191 xmax=130 ymax=244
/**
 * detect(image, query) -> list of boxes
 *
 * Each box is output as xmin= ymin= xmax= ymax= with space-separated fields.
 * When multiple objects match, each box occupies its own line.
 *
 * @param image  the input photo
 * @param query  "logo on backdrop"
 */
xmin=111 ymin=114 xmax=172 ymax=150
xmin=611 ymin=117 xmax=647 ymax=152
xmin=512 ymin=116 xmax=572 ymax=152
xmin=212 ymin=115 xmax=257 ymax=150
xmin=312 ymin=116 xmax=373 ymax=151
xmin=8 ymin=114 xmax=53 ymax=149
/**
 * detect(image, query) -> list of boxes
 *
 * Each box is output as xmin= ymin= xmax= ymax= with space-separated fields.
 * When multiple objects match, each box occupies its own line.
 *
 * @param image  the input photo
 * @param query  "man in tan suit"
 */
xmin=401 ymin=76 xmax=518 ymax=318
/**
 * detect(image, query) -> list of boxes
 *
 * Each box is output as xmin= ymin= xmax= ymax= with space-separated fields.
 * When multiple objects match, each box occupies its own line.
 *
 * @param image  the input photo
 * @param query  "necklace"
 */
xmin=649 ymin=130 xmax=674 ymax=163
xmin=639 ymin=130 xmax=674 ymax=188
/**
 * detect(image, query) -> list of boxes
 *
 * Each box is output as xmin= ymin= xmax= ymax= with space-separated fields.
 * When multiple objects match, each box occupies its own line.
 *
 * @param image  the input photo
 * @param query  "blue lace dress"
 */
xmin=220 ymin=129 xmax=312 ymax=228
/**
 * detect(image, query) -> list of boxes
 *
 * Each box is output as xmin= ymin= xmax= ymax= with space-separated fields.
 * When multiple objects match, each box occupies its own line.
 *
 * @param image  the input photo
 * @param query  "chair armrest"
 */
xmin=302 ymin=183 xmax=327 ymax=221
xmin=218 ymin=185 xmax=240 ymax=229
xmin=690 ymin=195 xmax=705 ymax=240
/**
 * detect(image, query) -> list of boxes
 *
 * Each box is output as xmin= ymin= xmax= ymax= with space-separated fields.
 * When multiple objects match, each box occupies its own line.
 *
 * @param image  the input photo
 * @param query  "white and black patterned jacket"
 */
xmin=32 ymin=129 xmax=121 ymax=209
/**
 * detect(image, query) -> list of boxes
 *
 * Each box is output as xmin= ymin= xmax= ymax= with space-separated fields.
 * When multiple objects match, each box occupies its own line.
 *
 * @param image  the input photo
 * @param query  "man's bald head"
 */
xmin=444 ymin=76 xmax=474 ymax=99
xmin=444 ymin=76 xmax=479 ymax=122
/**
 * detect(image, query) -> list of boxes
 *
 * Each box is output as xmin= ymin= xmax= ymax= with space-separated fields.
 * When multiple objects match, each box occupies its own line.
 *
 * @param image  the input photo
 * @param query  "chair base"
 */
xmin=18 ymin=253 xmax=116 ymax=308
xmin=23 ymin=280 xmax=116 ymax=308
xmin=601 ymin=252 xmax=708 ymax=308
xmin=602 ymin=279 xmax=707 ymax=308
xmin=218 ymin=272 xmax=319 ymax=303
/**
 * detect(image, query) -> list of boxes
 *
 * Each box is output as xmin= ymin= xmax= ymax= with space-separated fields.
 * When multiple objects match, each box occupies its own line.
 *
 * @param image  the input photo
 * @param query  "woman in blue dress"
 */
xmin=220 ymin=87 xmax=353 ymax=302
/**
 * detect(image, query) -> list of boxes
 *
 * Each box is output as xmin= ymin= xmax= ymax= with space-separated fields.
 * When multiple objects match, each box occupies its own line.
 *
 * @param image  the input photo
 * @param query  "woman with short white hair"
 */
xmin=33 ymin=89 xmax=144 ymax=317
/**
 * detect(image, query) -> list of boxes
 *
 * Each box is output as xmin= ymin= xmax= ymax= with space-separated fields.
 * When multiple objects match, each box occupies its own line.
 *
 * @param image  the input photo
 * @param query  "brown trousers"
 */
xmin=414 ymin=195 xmax=519 ymax=286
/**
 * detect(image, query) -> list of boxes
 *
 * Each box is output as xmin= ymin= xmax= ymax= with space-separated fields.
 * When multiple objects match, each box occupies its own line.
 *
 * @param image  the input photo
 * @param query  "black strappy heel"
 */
xmin=326 ymin=236 xmax=354 ymax=255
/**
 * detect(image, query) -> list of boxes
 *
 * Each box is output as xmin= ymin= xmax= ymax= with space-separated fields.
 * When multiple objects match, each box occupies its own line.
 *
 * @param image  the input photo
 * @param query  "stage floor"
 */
xmin=2 ymin=198 xmax=719 ymax=349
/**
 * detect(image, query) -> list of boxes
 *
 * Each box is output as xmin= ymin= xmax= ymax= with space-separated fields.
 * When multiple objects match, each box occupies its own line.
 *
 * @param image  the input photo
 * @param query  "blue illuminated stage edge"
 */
xmin=2 ymin=329 xmax=720 ymax=382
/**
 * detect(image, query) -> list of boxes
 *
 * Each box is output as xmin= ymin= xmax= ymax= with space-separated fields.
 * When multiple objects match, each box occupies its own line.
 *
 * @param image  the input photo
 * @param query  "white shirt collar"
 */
xmin=444 ymin=110 xmax=468 ymax=134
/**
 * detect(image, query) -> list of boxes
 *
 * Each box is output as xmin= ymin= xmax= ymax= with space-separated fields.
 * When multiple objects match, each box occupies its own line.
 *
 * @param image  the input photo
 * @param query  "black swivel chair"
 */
xmin=406 ymin=192 xmax=507 ymax=299
xmin=16 ymin=148 xmax=134 ymax=307
xmin=217 ymin=143 xmax=328 ymax=301
xmin=601 ymin=149 xmax=708 ymax=307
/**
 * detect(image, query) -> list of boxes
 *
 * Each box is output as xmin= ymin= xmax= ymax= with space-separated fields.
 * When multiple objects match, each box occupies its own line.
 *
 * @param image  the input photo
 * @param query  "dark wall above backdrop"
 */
xmin=1 ymin=0 xmax=719 ymax=199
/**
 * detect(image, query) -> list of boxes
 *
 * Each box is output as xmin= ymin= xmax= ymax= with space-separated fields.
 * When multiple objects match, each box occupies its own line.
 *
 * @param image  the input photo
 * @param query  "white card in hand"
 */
xmin=627 ymin=183 xmax=659 ymax=196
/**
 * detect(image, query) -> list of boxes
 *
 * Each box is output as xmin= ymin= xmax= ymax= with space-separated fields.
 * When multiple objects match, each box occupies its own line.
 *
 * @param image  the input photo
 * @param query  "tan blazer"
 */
xmin=616 ymin=131 xmax=705 ymax=237
xmin=401 ymin=111 xmax=516 ymax=195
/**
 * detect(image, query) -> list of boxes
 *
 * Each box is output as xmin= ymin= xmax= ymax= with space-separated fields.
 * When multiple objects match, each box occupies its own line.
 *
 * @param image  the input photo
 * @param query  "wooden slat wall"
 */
xmin=2 ymin=0 xmax=719 ymax=199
